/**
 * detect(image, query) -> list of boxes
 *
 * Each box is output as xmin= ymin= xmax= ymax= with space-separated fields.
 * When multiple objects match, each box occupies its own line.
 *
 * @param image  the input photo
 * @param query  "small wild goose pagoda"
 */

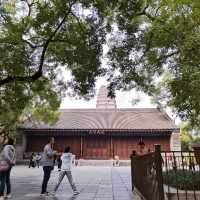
xmin=16 ymin=86 xmax=181 ymax=159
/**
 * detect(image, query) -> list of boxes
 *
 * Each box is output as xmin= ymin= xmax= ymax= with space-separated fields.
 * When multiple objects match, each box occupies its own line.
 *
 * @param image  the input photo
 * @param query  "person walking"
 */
xmin=29 ymin=153 xmax=35 ymax=168
xmin=40 ymin=137 xmax=57 ymax=196
xmin=53 ymin=146 xmax=79 ymax=196
xmin=35 ymin=153 xmax=41 ymax=168
xmin=56 ymin=155 xmax=62 ymax=172
xmin=0 ymin=136 xmax=16 ymax=200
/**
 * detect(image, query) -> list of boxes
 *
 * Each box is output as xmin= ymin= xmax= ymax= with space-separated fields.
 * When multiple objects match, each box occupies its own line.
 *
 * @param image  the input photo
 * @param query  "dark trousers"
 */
xmin=36 ymin=161 xmax=40 ymax=168
xmin=29 ymin=160 xmax=35 ymax=168
xmin=0 ymin=168 xmax=11 ymax=196
xmin=57 ymin=161 xmax=62 ymax=170
xmin=41 ymin=166 xmax=53 ymax=194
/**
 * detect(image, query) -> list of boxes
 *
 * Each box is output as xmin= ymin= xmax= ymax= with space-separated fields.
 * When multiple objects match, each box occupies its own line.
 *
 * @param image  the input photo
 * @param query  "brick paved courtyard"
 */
xmin=10 ymin=166 xmax=139 ymax=200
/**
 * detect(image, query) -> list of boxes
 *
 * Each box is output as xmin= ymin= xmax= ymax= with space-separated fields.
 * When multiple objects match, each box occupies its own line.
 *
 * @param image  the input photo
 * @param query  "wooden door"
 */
xmin=83 ymin=136 xmax=110 ymax=159
xmin=26 ymin=136 xmax=81 ymax=158
xmin=113 ymin=137 xmax=137 ymax=159
xmin=54 ymin=136 xmax=81 ymax=158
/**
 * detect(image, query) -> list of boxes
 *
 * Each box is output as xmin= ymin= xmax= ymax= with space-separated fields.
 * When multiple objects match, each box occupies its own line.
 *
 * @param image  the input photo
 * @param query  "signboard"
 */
xmin=88 ymin=130 xmax=105 ymax=135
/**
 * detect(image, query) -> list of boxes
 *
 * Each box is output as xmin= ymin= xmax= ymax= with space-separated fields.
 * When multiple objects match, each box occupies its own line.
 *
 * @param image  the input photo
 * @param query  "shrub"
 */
xmin=163 ymin=170 xmax=200 ymax=190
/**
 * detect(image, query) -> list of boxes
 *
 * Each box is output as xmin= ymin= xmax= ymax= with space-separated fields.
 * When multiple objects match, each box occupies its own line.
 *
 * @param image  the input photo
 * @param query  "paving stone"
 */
xmin=8 ymin=166 xmax=140 ymax=200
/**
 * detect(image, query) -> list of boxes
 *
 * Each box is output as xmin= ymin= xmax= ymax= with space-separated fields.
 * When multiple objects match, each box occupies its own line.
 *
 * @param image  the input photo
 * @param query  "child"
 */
xmin=53 ymin=146 xmax=79 ymax=195
xmin=29 ymin=153 xmax=35 ymax=168
xmin=35 ymin=153 xmax=41 ymax=168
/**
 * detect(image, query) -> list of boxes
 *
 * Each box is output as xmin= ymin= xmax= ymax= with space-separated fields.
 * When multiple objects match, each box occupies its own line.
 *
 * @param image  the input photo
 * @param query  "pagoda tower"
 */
xmin=96 ymin=86 xmax=117 ymax=109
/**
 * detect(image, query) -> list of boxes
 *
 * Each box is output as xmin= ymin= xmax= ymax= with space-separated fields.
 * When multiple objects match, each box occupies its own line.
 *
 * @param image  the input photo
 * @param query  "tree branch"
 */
xmin=21 ymin=38 xmax=43 ymax=48
xmin=22 ymin=0 xmax=35 ymax=17
xmin=137 ymin=4 xmax=155 ymax=21
xmin=0 ymin=1 xmax=75 ymax=86
xmin=49 ymin=39 xmax=75 ymax=45
xmin=36 ymin=2 xmax=74 ymax=75
xmin=70 ymin=11 xmax=86 ymax=34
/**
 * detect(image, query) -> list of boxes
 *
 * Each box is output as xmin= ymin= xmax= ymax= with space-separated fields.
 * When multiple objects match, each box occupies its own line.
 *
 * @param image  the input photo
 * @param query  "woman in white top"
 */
xmin=53 ymin=146 xmax=79 ymax=196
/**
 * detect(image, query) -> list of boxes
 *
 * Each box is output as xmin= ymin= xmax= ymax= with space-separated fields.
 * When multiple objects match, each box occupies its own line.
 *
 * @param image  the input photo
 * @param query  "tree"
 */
xmin=2 ymin=0 xmax=200 ymax=131
xmin=107 ymin=0 xmax=200 ymax=128
xmin=0 ymin=0 xmax=115 ymax=131
xmin=180 ymin=123 xmax=193 ymax=151
xmin=0 ymin=78 xmax=61 ymax=136
xmin=180 ymin=122 xmax=200 ymax=150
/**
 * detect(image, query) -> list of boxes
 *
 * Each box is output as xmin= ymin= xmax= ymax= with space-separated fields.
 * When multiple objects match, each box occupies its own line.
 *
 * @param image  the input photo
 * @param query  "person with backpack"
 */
xmin=0 ymin=136 xmax=16 ymax=199
xmin=53 ymin=146 xmax=79 ymax=196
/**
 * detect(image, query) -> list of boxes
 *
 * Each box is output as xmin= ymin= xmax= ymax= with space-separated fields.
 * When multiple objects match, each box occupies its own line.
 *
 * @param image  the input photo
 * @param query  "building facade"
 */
xmin=16 ymin=86 xmax=181 ymax=160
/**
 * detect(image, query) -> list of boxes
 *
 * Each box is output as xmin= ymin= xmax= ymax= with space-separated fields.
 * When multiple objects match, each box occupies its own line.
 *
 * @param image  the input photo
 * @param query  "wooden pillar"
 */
xmin=80 ymin=136 xmax=83 ymax=158
xmin=16 ymin=128 xmax=24 ymax=160
xmin=22 ymin=133 xmax=27 ymax=158
xmin=110 ymin=136 xmax=114 ymax=158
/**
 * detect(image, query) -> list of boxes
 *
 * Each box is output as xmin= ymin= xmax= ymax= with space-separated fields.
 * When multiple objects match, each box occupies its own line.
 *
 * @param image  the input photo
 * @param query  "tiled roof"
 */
xmin=22 ymin=108 xmax=178 ymax=130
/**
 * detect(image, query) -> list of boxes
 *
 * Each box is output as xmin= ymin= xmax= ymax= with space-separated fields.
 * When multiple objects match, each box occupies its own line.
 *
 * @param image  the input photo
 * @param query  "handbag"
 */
xmin=0 ymin=160 xmax=9 ymax=172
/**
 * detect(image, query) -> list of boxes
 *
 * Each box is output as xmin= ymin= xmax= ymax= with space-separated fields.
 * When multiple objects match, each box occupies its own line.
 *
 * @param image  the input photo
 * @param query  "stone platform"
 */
xmin=17 ymin=160 xmax=131 ymax=166
xmin=10 ymin=166 xmax=140 ymax=200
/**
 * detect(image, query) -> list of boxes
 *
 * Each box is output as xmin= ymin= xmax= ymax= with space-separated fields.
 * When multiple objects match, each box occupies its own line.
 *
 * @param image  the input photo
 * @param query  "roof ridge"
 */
xmin=59 ymin=108 xmax=158 ymax=112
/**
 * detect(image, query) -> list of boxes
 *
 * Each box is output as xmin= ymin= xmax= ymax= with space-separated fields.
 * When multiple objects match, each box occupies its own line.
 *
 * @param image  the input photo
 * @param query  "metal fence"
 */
xmin=131 ymin=145 xmax=200 ymax=200
xmin=162 ymin=151 xmax=200 ymax=200
xmin=131 ymin=145 xmax=164 ymax=200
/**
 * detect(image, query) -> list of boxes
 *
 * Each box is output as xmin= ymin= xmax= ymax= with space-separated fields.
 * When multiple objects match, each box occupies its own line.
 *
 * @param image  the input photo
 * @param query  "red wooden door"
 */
xmin=83 ymin=136 xmax=110 ymax=159
xmin=113 ymin=137 xmax=136 ymax=159
xmin=26 ymin=136 xmax=81 ymax=158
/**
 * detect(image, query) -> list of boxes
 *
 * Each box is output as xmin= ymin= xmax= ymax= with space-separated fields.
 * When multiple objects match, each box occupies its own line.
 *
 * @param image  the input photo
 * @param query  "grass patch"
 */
xmin=163 ymin=170 xmax=200 ymax=190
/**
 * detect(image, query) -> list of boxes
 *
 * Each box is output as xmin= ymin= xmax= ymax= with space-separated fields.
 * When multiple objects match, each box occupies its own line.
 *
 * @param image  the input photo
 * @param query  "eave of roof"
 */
xmin=19 ymin=108 xmax=179 ymax=130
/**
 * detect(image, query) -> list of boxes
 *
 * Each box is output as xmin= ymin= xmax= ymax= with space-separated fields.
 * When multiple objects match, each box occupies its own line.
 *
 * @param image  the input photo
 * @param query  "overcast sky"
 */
xmin=60 ymin=77 xmax=155 ymax=109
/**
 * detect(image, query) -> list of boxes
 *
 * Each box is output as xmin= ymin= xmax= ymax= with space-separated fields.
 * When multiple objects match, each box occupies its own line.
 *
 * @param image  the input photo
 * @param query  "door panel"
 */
xmin=83 ymin=136 xmax=110 ymax=159
xmin=26 ymin=136 xmax=81 ymax=158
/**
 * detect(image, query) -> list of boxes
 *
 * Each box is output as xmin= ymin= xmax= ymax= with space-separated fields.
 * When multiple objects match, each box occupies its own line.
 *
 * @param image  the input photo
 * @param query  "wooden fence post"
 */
xmin=155 ymin=144 xmax=165 ymax=200
xmin=130 ymin=150 xmax=136 ymax=191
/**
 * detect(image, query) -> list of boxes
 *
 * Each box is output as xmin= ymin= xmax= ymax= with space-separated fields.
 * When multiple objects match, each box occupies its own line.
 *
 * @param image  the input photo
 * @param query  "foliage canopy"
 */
xmin=106 ymin=0 xmax=200 ymax=128
xmin=1 ymin=0 xmax=200 ymax=130
xmin=0 ymin=0 xmax=114 ymax=130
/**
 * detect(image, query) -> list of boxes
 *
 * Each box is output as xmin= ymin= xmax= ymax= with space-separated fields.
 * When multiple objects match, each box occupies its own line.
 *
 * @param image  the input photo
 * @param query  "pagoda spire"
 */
xmin=96 ymin=85 xmax=117 ymax=109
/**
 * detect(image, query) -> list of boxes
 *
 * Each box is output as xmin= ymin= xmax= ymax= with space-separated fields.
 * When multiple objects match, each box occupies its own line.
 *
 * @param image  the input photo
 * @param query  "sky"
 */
xmin=60 ymin=77 xmax=155 ymax=109
xmin=60 ymin=42 xmax=155 ymax=110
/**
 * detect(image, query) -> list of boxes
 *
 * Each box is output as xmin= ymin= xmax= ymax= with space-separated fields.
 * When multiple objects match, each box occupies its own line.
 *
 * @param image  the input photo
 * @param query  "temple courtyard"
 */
xmin=10 ymin=166 xmax=139 ymax=200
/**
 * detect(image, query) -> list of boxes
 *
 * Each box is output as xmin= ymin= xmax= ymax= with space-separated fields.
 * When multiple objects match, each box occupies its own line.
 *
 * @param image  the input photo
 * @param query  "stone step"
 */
xmin=17 ymin=159 xmax=131 ymax=166
xmin=77 ymin=159 xmax=130 ymax=166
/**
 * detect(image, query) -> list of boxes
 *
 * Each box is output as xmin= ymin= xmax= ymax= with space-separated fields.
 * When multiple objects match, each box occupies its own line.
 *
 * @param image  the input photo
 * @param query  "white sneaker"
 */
xmin=0 ymin=196 xmax=5 ymax=200
xmin=50 ymin=192 xmax=56 ymax=196
xmin=6 ymin=194 xmax=12 ymax=199
xmin=40 ymin=192 xmax=49 ymax=197
xmin=73 ymin=191 xmax=80 ymax=195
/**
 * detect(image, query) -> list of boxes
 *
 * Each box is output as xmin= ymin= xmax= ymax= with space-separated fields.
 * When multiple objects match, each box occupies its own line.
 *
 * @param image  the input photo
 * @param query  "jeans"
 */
xmin=0 ymin=168 xmax=11 ymax=196
xmin=41 ymin=166 xmax=53 ymax=194
xmin=36 ymin=161 xmax=40 ymax=168
xmin=29 ymin=160 xmax=35 ymax=168
xmin=54 ymin=171 xmax=77 ymax=192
